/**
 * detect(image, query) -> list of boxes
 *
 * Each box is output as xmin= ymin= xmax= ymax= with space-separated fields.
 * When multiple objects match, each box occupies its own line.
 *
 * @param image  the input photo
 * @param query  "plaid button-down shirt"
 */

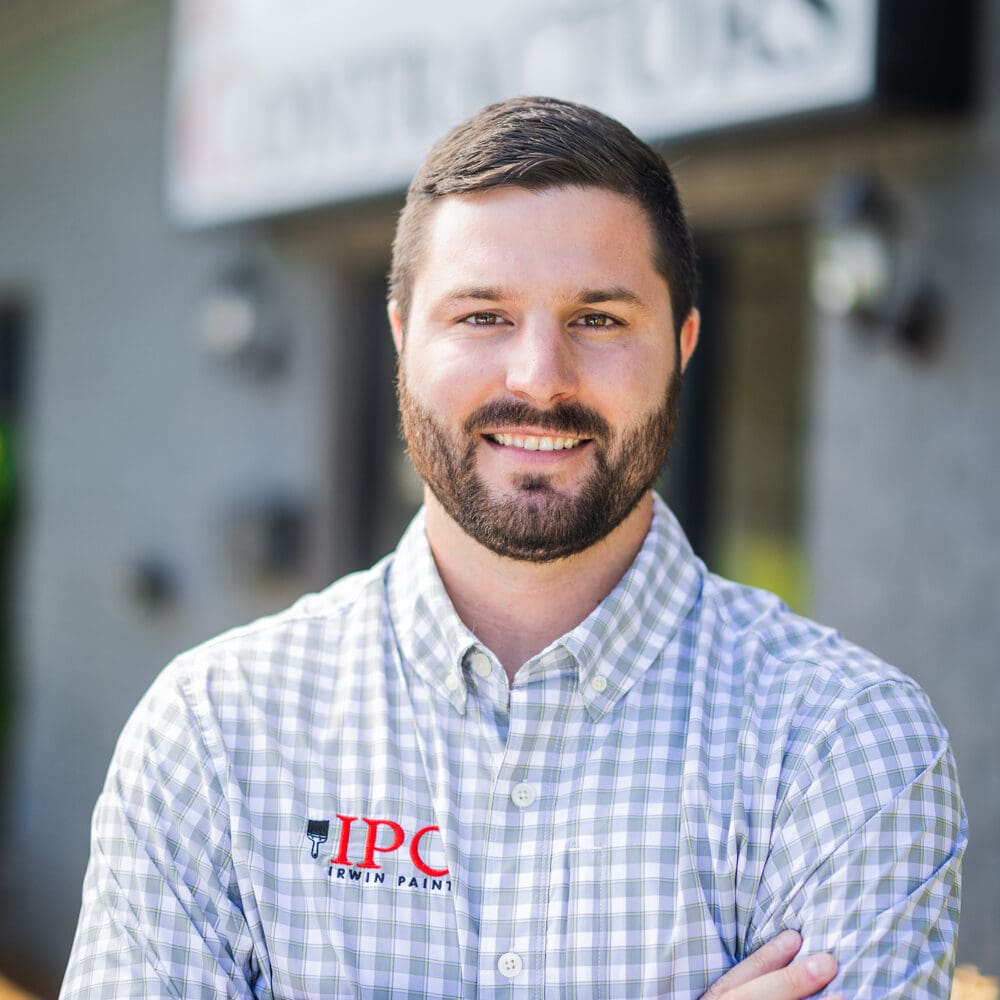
xmin=62 ymin=495 xmax=965 ymax=998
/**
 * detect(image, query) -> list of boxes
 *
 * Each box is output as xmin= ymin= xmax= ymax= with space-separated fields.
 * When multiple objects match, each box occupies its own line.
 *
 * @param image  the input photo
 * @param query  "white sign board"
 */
xmin=167 ymin=0 xmax=878 ymax=226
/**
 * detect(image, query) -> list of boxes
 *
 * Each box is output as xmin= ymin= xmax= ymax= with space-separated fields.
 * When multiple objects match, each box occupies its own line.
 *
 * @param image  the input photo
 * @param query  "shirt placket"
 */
xmin=475 ymin=657 xmax=573 ymax=995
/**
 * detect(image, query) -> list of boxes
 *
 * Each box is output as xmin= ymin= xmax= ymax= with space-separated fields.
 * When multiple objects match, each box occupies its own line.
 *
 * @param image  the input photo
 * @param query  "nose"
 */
xmin=504 ymin=316 xmax=578 ymax=405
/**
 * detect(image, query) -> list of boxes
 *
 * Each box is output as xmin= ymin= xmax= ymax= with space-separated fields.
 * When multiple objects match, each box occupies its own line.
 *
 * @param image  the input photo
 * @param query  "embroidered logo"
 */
xmin=305 ymin=819 xmax=329 ymax=859
xmin=305 ymin=814 xmax=452 ymax=892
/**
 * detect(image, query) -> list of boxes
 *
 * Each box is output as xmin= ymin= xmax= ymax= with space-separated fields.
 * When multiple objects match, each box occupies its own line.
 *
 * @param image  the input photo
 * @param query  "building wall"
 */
xmin=0 ymin=2 xmax=339 ymax=983
xmin=807 ymin=6 xmax=1000 ymax=966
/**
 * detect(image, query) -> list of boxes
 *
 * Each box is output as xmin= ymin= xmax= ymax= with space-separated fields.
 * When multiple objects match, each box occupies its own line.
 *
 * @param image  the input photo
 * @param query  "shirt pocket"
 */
xmin=545 ymin=827 xmax=722 ymax=1000
xmin=545 ymin=833 xmax=610 ymax=999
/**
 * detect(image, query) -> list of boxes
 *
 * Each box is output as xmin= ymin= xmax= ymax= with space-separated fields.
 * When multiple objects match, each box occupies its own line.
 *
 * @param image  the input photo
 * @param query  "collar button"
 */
xmin=470 ymin=651 xmax=492 ymax=679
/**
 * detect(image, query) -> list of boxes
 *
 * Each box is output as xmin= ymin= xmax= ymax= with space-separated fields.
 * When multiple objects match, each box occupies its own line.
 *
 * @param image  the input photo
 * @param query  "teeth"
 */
xmin=491 ymin=433 xmax=583 ymax=450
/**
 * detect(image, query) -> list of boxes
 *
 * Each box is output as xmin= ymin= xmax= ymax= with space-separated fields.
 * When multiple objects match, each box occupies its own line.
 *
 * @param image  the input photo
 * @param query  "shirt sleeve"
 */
xmin=60 ymin=660 xmax=270 ymax=999
xmin=744 ymin=677 xmax=967 ymax=998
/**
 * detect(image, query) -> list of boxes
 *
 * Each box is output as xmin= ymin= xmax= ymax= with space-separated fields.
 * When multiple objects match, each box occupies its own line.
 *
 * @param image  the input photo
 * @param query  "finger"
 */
xmin=725 ymin=952 xmax=839 ymax=1000
xmin=702 ymin=930 xmax=802 ymax=998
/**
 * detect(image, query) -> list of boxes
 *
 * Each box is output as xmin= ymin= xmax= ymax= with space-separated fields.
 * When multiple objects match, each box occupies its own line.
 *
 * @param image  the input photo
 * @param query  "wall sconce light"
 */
xmin=811 ymin=171 xmax=942 ymax=356
xmin=127 ymin=555 xmax=179 ymax=612
xmin=196 ymin=262 xmax=287 ymax=377
xmin=225 ymin=493 xmax=308 ymax=581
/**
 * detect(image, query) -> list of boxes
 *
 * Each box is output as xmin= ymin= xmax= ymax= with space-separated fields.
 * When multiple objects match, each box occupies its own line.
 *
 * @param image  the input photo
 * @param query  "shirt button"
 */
xmin=470 ymin=651 xmax=492 ymax=679
xmin=497 ymin=952 xmax=524 ymax=978
xmin=590 ymin=673 xmax=608 ymax=693
xmin=444 ymin=673 xmax=461 ymax=692
xmin=511 ymin=783 xmax=536 ymax=808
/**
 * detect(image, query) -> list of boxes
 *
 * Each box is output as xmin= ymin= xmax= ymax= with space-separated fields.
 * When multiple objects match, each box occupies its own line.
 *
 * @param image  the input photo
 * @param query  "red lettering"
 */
xmin=409 ymin=824 xmax=449 ymax=877
xmin=330 ymin=813 xmax=357 ymax=865
xmin=358 ymin=817 xmax=405 ymax=869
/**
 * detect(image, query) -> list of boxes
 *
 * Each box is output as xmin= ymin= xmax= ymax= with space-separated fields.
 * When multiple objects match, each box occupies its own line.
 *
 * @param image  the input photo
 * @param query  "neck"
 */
xmin=423 ymin=491 xmax=654 ymax=685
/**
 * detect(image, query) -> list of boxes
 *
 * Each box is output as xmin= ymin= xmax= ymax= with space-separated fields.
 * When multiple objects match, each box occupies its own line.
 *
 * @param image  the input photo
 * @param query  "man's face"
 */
xmin=390 ymin=185 xmax=698 ymax=562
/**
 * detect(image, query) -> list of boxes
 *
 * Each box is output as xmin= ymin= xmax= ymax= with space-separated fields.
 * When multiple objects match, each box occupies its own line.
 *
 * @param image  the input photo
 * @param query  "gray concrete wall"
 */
xmin=0 ymin=2 xmax=337 ymax=983
xmin=807 ymin=7 xmax=1000 ymax=968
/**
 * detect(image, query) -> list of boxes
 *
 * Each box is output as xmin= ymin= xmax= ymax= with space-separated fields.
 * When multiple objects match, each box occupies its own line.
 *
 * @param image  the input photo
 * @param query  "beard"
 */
xmin=396 ymin=364 xmax=683 ymax=563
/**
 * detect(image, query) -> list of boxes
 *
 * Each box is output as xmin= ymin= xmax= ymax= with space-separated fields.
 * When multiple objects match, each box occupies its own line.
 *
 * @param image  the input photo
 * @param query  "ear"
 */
xmin=678 ymin=308 xmax=700 ymax=372
xmin=388 ymin=300 xmax=404 ymax=354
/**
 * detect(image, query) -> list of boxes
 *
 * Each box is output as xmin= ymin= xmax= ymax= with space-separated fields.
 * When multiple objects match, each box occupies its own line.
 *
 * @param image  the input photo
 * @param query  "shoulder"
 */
xmin=118 ymin=555 xmax=394 ymax=761
xmin=189 ymin=555 xmax=390 ymax=662
xmin=185 ymin=554 xmax=388 ymax=670
xmin=702 ymin=570 xmax=935 ymax=704
xmin=692 ymin=574 xmax=963 ymax=875
xmin=695 ymin=571 xmax=953 ymax=788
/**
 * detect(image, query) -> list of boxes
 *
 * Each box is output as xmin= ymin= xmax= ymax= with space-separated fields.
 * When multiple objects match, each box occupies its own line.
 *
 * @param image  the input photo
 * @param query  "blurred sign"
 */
xmin=167 ymin=0 xmax=878 ymax=226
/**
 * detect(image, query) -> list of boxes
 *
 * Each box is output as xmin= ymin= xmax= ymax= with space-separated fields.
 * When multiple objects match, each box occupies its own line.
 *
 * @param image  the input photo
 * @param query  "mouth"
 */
xmin=485 ymin=432 xmax=589 ymax=452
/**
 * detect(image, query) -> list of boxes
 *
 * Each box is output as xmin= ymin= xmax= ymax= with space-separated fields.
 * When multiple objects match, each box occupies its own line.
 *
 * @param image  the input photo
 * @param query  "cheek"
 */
xmin=404 ymin=343 xmax=499 ymax=411
xmin=595 ymin=347 xmax=674 ymax=417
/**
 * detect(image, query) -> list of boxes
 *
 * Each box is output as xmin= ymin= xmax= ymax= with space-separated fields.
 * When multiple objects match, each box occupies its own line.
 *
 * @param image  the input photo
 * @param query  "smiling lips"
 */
xmin=486 ymin=432 xmax=587 ymax=452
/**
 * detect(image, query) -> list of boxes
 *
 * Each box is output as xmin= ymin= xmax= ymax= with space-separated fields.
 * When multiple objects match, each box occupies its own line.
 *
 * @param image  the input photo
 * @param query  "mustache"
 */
xmin=463 ymin=399 xmax=610 ymax=439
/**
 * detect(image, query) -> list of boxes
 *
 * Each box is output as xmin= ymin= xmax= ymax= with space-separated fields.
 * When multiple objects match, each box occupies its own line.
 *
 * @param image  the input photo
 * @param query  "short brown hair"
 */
xmin=389 ymin=95 xmax=697 ymax=336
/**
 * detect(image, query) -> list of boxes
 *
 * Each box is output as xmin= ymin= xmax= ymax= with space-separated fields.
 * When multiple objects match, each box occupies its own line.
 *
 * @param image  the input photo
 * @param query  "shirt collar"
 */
xmin=386 ymin=508 xmax=479 ymax=714
xmin=385 ymin=493 xmax=703 ymax=720
xmin=559 ymin=493 xmax=703 ymax=719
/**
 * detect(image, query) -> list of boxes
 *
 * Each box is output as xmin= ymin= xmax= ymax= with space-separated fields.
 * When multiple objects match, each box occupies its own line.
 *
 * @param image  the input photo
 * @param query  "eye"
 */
xmin=462 ymin=311 xmax=503 ymax=326
xmin=575 ymin=313 xmax=620 ymax=329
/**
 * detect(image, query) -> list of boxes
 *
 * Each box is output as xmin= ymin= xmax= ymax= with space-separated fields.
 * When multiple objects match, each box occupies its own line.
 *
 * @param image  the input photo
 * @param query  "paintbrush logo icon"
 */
xmin=306 ymin=819 xmax=330 ymax=859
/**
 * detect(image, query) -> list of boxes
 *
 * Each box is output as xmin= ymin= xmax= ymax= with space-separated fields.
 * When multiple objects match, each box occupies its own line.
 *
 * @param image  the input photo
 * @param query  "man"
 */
xmin=62 ymin=97 xmax=964 ymax=998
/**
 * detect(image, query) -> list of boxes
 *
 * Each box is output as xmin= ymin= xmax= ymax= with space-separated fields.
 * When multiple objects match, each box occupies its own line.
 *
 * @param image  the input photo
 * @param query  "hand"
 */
xmin=699 ymin=930 xmax=842 ymax=1000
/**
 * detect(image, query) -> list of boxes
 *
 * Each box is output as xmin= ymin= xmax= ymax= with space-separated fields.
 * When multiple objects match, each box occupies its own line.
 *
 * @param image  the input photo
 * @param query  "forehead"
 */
xmin=411 ymin=185 xmax=667 ymax=303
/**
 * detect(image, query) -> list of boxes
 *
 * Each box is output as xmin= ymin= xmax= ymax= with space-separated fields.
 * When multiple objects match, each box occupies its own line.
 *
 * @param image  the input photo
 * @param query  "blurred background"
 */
xmin=0 ymin=0 xmax=997 ymax=994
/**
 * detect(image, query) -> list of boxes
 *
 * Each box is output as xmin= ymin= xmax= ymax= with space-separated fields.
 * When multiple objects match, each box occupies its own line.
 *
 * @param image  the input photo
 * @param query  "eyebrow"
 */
xmin=440 ymin=286 xmax=514 ymax=303
xmin=575 ymin=286 xmax=645 ymax=308
xmin=438 ymin=285 xmax=646 ymax=307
